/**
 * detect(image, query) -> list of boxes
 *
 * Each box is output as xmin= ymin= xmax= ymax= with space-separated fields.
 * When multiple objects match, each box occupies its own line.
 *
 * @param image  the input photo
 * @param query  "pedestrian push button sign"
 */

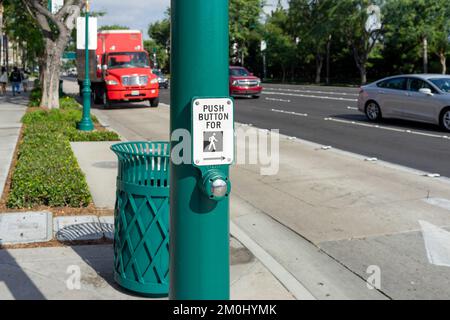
xmin=193 ymin=98 xmax=234 ymax=167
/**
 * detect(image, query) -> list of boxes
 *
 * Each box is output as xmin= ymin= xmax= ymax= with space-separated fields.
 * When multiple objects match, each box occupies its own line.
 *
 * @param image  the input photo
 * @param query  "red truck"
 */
xmin=229 ymin=66 xmax=263 ymax=99
xmin=77 ymin=30 xmax=159 ymax=108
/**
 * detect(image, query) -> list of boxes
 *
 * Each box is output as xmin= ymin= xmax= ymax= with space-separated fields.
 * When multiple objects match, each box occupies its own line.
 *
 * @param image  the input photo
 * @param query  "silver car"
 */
xmin=358 ymin=74 xmax=450 ymax=131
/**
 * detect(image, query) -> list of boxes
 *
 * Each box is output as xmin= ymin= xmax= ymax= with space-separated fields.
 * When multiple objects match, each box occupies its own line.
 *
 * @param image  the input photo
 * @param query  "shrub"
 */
xmin=8 ymin=97 xmax=120 ymax=208
xmin=28 ymin=87 xmax=43 ymax=107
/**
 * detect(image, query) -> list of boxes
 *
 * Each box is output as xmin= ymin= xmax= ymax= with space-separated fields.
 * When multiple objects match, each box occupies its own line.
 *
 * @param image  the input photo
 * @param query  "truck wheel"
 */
xmin=102 ymin=91 xmax=111 ymax=109
xmin=93 ymin=88 xmax=102 ymax=105
xmin=150 ymin=97 xmax=159 ymax=108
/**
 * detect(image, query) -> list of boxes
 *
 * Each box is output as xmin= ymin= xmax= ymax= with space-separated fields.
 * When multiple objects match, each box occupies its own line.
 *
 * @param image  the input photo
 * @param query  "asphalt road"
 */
xmin=159 ymin=84 xmax=450 ymax=177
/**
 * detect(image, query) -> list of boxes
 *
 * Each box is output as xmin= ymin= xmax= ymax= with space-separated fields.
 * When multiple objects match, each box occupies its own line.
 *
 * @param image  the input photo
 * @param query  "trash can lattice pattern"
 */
xmin=111 ymin=141 xmax=170 ymax=296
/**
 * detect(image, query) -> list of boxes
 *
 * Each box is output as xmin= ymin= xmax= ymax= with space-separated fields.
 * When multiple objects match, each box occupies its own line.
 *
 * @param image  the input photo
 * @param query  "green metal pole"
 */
xmin=78 ymin=0 xmax=94 ymax=131
xmin=170 ymin=0 xmax=230 ymax=300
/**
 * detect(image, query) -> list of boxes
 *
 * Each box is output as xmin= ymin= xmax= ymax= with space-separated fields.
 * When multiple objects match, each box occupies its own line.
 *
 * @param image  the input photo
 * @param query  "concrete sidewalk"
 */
xmin=85 ymin=95 xmax=450 ymax=299
xmin=0 ymin=93 xmax=28 ymax=199
xmin=0 ymin=240 xmax=294 ymax=300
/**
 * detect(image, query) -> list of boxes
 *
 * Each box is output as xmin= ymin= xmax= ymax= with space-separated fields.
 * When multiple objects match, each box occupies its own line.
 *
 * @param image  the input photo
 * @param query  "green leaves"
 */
xmin=7 ymin=97 xmax=120 ymax=209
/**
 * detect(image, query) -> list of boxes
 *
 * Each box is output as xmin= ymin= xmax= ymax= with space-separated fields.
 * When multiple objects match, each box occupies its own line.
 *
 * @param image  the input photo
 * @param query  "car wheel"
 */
xmin=365 ymin=101 xmax=382 ymax=122
xmin=440 ymin=108 xmax=450 ymax=132
xmin=150 ymin=97 xmax=159 ymax=108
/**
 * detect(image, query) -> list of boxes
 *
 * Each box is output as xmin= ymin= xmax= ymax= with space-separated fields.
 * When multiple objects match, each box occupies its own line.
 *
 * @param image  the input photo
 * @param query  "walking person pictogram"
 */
xmin=208 ymin=133 xmax=218 ymax=151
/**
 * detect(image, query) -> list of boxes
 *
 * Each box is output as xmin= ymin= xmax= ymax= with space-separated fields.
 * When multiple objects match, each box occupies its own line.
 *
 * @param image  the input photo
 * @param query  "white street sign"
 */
xmin=261 ymin=40 xmax=267 ymax=52
xmin=76 ymin=17 xmax=98 ymax=50
xmin=193 ymin=98 xmax=234 ymax=167
xmin=51 ymin=0 xmax=64 ymax=14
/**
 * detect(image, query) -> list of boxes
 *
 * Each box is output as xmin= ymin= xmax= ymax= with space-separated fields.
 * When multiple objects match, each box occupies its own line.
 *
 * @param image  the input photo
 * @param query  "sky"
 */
xmin=91 ymin=0 xmax=288 ymax=39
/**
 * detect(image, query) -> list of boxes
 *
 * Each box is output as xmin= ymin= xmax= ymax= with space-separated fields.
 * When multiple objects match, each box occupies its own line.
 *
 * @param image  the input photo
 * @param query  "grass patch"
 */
xmin=7 ymin=96 xmax=120 ymax=209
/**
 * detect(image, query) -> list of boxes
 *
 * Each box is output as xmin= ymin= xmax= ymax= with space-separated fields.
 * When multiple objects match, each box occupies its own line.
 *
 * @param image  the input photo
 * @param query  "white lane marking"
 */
xmin=347 ymin=106 xmax=358 ymax=110
xmin=324 ymin=117 xmax=450 ymax=140
xmin=271 ymin=108 xmax=308 ymax=117
xmin=265 ymin=97 xmax=291 ymax=103
xmin=424 ymin=198 xmax=450 ymax=211
xmin=265 ymin=87 xmax=359 ymax=97
xmin=230 ymin=221 xmax=317 ymax=300
xmin=263 ymin=91 xmax=358 ymax=102
xmin=424 ymin=173 xmax=441 ymax=178
xmin=420 ymin=220 xmax=450 ymax=268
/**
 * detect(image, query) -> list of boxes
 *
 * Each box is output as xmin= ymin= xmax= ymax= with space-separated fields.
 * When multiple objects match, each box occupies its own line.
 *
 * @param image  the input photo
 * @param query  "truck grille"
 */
xmin=237 ymin=80 xmax=259 ymax=87
xmin=122 ymin=75 xmax=148 ymax=86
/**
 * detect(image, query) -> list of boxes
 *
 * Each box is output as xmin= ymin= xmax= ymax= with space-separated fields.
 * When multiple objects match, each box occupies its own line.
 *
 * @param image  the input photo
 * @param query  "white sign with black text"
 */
xmin=193 ymin=98 xmax=234 ymax=167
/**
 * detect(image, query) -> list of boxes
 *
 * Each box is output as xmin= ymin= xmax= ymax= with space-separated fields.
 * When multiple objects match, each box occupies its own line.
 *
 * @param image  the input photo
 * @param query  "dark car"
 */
xmin=152 ymin=69 xmax=169 ymax=89
xmin=229 ymin=66 xmax=263 ymax=98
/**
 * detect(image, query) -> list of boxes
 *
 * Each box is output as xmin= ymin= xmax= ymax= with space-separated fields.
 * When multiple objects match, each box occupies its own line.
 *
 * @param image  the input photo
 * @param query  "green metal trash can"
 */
xmin=111 ymin=141 xmax=170 ymax=297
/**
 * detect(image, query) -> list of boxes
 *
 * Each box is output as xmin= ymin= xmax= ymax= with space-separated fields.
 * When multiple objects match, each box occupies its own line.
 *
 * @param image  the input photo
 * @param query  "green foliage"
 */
xmin=99 ymin=25 xmax=130 ymax=31
xmin=7 ymin=97 xmax=120 ymax=209
xmin=148 ymin=8 xmax=171 ymax=49
xmin=148 ymin=9 xmax=171 ymax=72
xmin=3 ymin=0 xmax=44 ymax=69
xmin=264 ymin=5 xmax=296 ymax=82
xmin=144 ymin=39 xmax=169 ymax=70
xmin=229 ymin=0 xmax=265 ymax=65
xmin=29 ymin=87 xmax=43 ymax=108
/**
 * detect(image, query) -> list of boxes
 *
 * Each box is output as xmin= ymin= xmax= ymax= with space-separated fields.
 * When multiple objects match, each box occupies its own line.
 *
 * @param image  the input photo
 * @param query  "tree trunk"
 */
xmin=40 ymin=40 xmax=64 ymax=109
xmin=423 ymin=37 xmax=428 ymax=74
xmin=439 ymin=52 xmax=447 ymax=75
xmin=315 ymin=53 xmax=323 ymax=84
xmin=360 ymin=65 xmax=367 ymax=85
xmin=23 ymin=1 xmax=82 ymax=109
xmin=281 ymin=65 xmax=286 ymax=83
xmin=326 ymin=35 xmax=332 ymax=85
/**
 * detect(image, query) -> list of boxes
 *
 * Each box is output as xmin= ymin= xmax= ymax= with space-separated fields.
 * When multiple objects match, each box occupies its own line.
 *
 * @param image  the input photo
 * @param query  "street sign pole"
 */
xmin=170 ymin=0 xmax=232 ymax=300
xmin=78 ymin=0 xmax=94 ymax=132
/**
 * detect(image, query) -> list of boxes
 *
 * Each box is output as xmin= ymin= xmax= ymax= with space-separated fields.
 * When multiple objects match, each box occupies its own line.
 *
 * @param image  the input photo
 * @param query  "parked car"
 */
xmin=229 ymin=66 xmax=262 ymax=98
xmin=358 ymin=74 xmax=450 ymax=132
xmin=152 ymin=69 xmax=169 ymax=89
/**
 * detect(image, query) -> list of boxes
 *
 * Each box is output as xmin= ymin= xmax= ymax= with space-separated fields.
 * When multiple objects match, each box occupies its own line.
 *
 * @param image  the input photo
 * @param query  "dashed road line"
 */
xmin=324 ymin=117 xmax=450 ymax=140
xmin=263 ymin=91 xmax=358 ymax=102
xmin=271 ymin=108 xmax=308 ymax=117
xmin=265 ymin=97 xmax=291 ymax=103
xmin=347 ymin=106 xmax=358 ymax=110
xmin=264 ymin=87 xmax=359 ymax=97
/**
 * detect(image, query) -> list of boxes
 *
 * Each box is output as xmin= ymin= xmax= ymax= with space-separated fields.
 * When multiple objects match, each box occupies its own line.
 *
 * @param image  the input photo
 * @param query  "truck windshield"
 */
xmin=230 ymin=68 xmax=250 ymax=77
xmin=108 ymin=52 xmax=150 ymax=69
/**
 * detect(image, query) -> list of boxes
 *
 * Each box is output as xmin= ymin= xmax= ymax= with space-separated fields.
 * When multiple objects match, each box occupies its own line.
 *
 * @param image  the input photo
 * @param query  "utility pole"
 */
xmin=78 ymin=0 xmax=94 ymax=131
xmin=261 ymin=40 xmax=267 ymax=82
xmin=0 ymin=1 xmax=3 ymax=68
xmin=170 ymin=0 xmax=233 ymax=300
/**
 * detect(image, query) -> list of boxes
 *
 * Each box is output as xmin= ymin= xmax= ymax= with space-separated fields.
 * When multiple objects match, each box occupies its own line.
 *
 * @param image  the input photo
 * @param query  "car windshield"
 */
xmin=429 ymin=78 xmax=450 ymax=93
xmin=230 ymin=68 xmax=250 ymax=77
xmin=107 ymin=52 xmax=149 ymax=69
xmin=152 ymin=70 xmax=163 ymax=77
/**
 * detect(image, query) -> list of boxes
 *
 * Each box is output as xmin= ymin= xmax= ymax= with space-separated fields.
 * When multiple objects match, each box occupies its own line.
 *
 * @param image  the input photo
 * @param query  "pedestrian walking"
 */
xmin=0 ymin=67 xmax=8 ymax=96
xmin=21 ymin=69 xmax=29 ymax=93
xmin=9 ymin=66 xmax=23 ymax=96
